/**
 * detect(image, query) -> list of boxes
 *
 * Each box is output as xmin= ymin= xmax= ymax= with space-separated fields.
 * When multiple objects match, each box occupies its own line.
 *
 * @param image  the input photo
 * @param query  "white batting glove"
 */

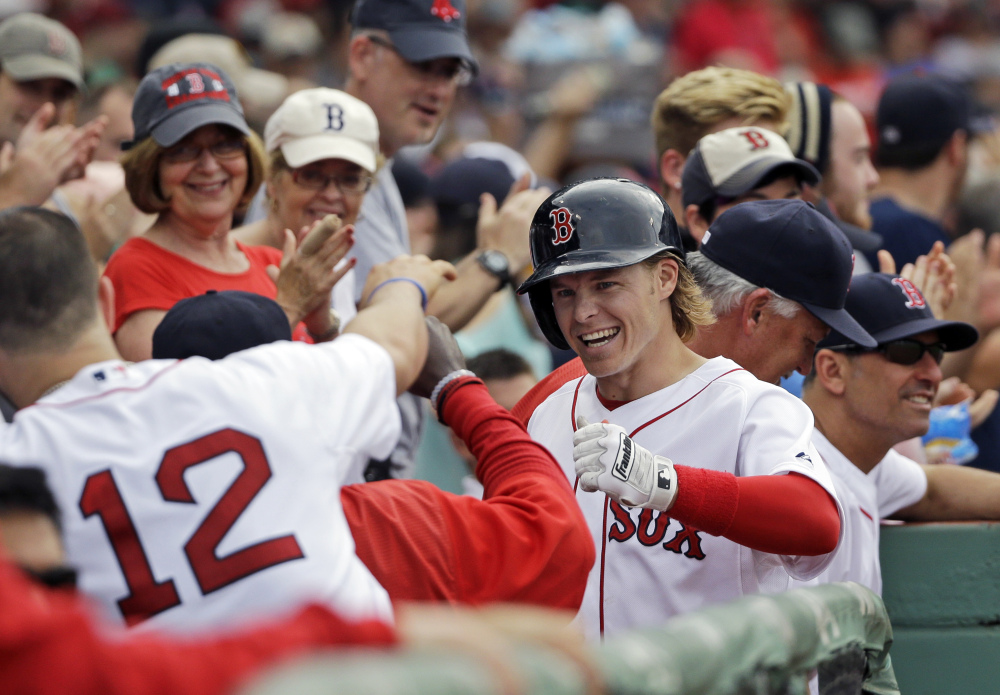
xmin=573 ymin=415 xmax=678 ymax=511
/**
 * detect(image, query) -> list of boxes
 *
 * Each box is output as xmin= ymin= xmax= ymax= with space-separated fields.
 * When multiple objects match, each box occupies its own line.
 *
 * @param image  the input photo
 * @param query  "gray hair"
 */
xmin=688 ymin=251 xmax=801 ymax=320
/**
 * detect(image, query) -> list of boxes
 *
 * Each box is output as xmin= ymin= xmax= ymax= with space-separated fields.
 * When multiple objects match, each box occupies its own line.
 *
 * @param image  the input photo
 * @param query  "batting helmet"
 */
xmin=516 ymin=178 xmax=684 ymax=349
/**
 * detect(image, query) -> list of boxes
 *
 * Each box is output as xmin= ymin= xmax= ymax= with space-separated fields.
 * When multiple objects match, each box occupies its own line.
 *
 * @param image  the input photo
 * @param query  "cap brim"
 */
xmin=389 ymin=27 xmax=478 ymax=73
xmin=804 ymin=302 xmax=878 ymax=348
xmin=716 ymin=158 xmax=820 ymax=199
xmin=280 ymin=135 xmax=377 ymax=172
xmin=3 ymin=55 xmax=84 ymax=91
xmin=150 ymin=102 xmax=250 ymax=147
xmin=517 ymin=247 xmax=677 ymax=294
xmin=870 ymin=317 xmax=979 ymax=352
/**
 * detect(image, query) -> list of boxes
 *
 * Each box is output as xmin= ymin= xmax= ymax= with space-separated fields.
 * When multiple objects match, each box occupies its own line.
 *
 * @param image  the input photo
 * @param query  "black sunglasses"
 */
xmin=830 ymin=338 xmax=947 ymax=366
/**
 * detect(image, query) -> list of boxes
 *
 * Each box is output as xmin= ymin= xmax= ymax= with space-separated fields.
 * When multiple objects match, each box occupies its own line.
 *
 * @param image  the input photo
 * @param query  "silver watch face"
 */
xmin=480 ymin=250 xmax=509 ymax=274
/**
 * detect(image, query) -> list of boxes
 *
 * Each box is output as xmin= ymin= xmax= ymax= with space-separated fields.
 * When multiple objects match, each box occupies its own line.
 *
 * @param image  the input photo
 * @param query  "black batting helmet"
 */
xmin=516 ymin=178 xmax=684 ymax=349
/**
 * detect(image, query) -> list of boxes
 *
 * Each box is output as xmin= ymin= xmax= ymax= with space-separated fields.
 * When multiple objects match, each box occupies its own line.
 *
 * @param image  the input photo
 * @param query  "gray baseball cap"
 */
xmin=125 ymin=62 xmax=250 ymax=150
xmin=0 ymin=13 xmax=84 ymax=91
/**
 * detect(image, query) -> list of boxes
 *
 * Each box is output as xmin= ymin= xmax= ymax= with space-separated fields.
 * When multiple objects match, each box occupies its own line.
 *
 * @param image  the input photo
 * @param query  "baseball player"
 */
xmin=150 ymin=291 xmax=594 ymax=609
xmin=801 ymin=273 xmax=1000 ymax=594
xmin=0 ymin=206 xmax=455 ymax=632
xmin=515 ymin=179 xmax=845 ymax=639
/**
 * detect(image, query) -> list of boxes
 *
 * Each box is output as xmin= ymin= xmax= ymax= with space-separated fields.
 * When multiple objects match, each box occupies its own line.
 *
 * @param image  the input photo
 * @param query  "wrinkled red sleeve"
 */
xmin=0 ymin=550 xmax=396 ymax=695
xmin=343 ymin=380 xmax=594 ymax=609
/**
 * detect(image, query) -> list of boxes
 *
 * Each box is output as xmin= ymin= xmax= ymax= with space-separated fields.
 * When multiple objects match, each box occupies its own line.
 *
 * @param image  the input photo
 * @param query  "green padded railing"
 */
xmin=241 ymin=582 xmax=897 ymax=695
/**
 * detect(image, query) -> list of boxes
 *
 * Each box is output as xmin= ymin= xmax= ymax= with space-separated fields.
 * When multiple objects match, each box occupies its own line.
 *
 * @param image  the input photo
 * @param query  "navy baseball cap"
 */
xmin=350 ymin=0 xmax=477 ymax=71
xmin=817 ymin=273 xmax=978 ymax=351
xmin=430 ymin=157 xmax=515 ymax=227
xmin=700 ymin=199 xmax=876 ymax=348
xmin=877 ymin=73 xmax=976 ymax=158
xmin=152 ymin=290 xmax=292 ymax=360
xmin=124 ymin=62 xmax=250 ymax=150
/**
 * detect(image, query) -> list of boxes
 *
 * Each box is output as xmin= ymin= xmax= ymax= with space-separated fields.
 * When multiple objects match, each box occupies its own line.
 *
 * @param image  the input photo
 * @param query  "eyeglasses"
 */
xmin=291 ymin=167 xmax=373 ymax=194
xmin=830 ymin=338 xmax=947 ymax=366
xmin=161 ymin=138 xmax=246 ymax=164
xmin=367 ymin=35 xmax=474 ymax=87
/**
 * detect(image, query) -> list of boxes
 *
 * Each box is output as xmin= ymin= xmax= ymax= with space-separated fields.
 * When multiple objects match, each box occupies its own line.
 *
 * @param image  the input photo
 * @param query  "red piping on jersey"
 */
xmin=628 ymin=368 xmax=744 ymax=438
xmin=26 ymin=361 xmax=185 ymax=410
xmin=570 ymin=375 xmax=585 ymax=431
xmin=599 ymin=495 xmax=608 ymax=640
xmin=860 ymin=507 xmax=874 ymax=522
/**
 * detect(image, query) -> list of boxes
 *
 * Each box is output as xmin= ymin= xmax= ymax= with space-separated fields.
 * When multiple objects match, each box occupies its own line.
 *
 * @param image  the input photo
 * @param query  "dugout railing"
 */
xmin=240 ymin=581 xmax=898 ymax=695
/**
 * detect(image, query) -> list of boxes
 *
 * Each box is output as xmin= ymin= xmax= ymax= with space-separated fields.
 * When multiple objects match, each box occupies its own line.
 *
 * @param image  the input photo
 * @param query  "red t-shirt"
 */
xmin=103 ymin=237 xmax=310 ymax=341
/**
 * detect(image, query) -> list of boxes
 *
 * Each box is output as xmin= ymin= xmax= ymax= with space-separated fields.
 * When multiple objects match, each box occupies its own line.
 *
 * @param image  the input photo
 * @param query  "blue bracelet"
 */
xmin=366 ymin=277 xmax=428 ymax=311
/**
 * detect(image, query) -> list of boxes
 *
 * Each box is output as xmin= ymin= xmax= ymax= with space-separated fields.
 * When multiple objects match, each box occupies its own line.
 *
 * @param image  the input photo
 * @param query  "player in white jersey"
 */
xmin=802 ymin=272 xmax=1000 ymax=594
xmin=0 ymin=206 xmax=456 ymax=632
xmin=516 ymin=187 xmax=867 ymax=639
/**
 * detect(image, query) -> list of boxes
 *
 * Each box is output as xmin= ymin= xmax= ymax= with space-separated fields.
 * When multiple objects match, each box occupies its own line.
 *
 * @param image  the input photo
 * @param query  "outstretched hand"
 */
xmin=271 ymin=218 xmax=355 ymax=327
xmin=408 ymin=316 xmax=466 ymax=399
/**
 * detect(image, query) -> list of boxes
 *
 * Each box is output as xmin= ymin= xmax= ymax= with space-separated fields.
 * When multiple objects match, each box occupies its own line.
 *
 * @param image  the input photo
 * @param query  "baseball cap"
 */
xmin=784 ymin=81 xmax=833 ymax=175
xmin=264 ymin=88 xmax=379 ymax=171
xmin=152 ymin=290 xmax=292 ymax=360
xmin=350 ymin=0 xmax=477 ymax=71
xmin=700 ymin=199 xmax=876 ymax=348
xmin=876 ymin=73 xmax=975 ymax=156
xmin=430 ymin=156 xmax=515 ymax=226
xmin=682 ymin=127 xmax=820 ymax=210
xmin=0 ymin=13 xmax=84 ymax=91
xmin=148 ymin=35 xmax=289 ymax=123
xmin=817 ymin=273 xmax=978 ymax=352
xmin=125 ymin=63 xmax=250 ymax=150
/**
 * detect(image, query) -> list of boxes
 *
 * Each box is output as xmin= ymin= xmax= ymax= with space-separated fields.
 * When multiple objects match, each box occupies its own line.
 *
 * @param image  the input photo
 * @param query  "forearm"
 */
xmin=896 ymin=464 xmax=1000 ymax=521
xmin=345 ymin=282 xmax=428 ymax=394
xmin=425 ymin=254 xmax=500 ymax=331
xmin=669 ymin=468 xmax=840 ymax=556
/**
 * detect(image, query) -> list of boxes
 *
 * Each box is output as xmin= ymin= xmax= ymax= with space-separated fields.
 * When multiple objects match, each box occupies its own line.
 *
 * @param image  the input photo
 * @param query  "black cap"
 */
xmin=429 ymin=156 xmax=515 ymax=226
xmin=350 ymin=0 xmax=477 ymax=71
xmin=785 ymin=81 xmax=833 ymax=175
xmin=876 ymin=73 xmax=975 ymax=157
xmin=700 ymin=199 xmax=876 ymax=348
xmin=817 ymin=273 xmax=978 ymax=351
xmin=125 ymin=62 xmax=249 ymax=150
xmin=152 ymin=290 xmax=292 ymax=360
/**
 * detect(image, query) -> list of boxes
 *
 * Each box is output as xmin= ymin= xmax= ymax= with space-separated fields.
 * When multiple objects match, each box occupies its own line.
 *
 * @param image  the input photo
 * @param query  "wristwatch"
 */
xmin=476 ymin=249 xmax=512 ymax=289
xmin=307 ymin=308 xmax=341 ymax=342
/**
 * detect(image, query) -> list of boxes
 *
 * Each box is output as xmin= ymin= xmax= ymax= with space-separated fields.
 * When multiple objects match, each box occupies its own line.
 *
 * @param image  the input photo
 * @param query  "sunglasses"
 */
xmin=830 ymin=338 xmax=947 ymax=366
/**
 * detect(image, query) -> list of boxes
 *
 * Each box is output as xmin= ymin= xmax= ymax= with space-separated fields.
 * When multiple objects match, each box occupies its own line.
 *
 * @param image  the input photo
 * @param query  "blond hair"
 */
xmin=652 ymin=67 xmax=791 ymax=160
xmin=644 ymin=252 xmax=716 ymax=342
xmin=121 ymin=129 xmax=268 ymax=214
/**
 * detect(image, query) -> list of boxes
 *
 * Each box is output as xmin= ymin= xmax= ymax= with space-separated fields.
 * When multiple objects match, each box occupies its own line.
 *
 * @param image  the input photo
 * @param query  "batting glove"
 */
xmin=573 ymin=415 xmax=678 ymax=511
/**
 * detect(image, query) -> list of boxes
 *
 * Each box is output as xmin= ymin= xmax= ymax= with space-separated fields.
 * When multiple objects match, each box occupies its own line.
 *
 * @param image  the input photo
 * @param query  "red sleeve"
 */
xmin=511 ymin=357 xmax=587 ymax=426
xmin=343 ymin=380 xmax=594 ymax=609
xmin=103 ymin=239 xmax=188 ymax=332
xmin=669 ymin=468 xmax=840 ymax=556
xmin=0 ymin=550 xmax=395 ymax=695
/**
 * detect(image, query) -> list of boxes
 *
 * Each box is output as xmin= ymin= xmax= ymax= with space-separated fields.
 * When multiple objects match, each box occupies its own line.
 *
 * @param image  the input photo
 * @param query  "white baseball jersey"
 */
xmin=526 ymin=357 xmax=844 ymax=640
xmin=793 ymin=430 xmax=927 ymax=595
xmin=0 ymin=335 xmax=398 ymax=633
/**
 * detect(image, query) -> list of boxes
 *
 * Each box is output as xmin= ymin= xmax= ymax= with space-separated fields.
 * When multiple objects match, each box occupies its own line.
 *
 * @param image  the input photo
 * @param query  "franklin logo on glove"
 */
xmin=612 ymin=433 xmax=633 ymax=481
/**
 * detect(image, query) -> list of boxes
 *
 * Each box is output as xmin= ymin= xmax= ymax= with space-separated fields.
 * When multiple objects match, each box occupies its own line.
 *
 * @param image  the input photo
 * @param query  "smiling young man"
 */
xmin=515 ymin=180 xmax=846 ymax=640
xmin=800 ymin=273 xmax=1000 ymax=594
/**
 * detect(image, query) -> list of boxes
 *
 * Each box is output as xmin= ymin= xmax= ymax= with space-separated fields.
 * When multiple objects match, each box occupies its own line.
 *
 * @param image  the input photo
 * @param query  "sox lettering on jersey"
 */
xmin=608 ymin=501 xmax=706 ymax=560
xmin=891 ymin=277 xmax=926 ymax=309
xmin=550 ymin=207 xmax=574 ymax=245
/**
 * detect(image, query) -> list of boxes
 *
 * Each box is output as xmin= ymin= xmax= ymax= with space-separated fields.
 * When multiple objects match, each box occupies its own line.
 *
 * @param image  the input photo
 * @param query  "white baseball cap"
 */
xmin=264 ymin=88 xmax=380 ymax=172
xmin=682 ymin=126 xmax=820 ymax=209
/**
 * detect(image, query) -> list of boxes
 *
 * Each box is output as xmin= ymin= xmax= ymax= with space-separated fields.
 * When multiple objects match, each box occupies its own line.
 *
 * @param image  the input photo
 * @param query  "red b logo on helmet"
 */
xmin=892 ymin=277 xmax=926 ymax=308
xmin=550 ymin=207 xmax=574 ymax=245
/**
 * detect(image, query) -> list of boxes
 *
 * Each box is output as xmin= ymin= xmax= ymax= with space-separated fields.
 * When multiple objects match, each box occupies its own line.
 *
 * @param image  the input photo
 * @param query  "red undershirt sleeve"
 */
xmin=669 ymin=467 xmax=840 ymax=556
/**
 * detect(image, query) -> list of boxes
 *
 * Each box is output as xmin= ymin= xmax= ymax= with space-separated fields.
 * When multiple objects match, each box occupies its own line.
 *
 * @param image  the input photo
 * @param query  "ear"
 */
xmin=659 ymin=149 xmax=685 ymax=193
xmin=947 ymin=130 xmax=969 ymax=168
xmin=685 ymin=204 xmax=709 ymax=245
xmin=812 ymin=348 xmax=848 ymax=396
xmin=654 ymin=256 xmax=680 ymax=299
xmin=98 ymin=276 xmax=115 ymax=332
xmin=347 ymin=34 xmax=377 ymax=83
xmin=740 ymin=288 xmax=772 ymax=336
